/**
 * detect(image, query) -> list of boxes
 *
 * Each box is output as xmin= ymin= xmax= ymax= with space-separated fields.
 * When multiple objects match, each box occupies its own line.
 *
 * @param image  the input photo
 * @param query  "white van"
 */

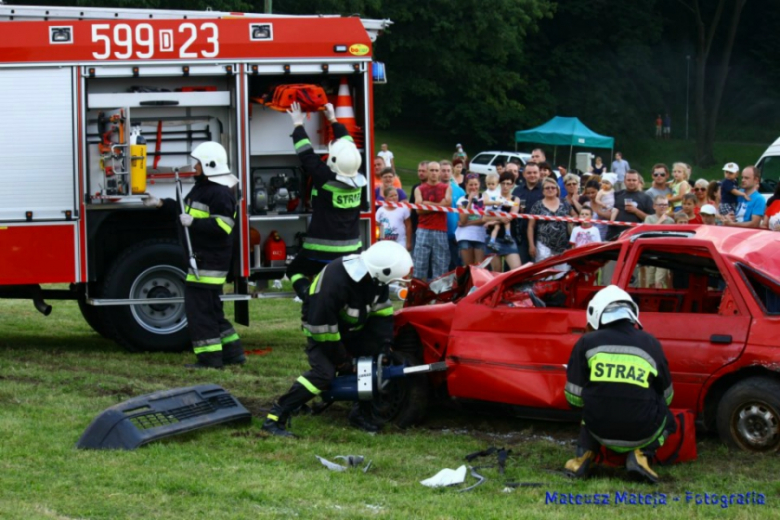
xmin=468 ymin=151 xmax=532 ymax=175
xmin=756 ymin=137 xmax=780 ymax=196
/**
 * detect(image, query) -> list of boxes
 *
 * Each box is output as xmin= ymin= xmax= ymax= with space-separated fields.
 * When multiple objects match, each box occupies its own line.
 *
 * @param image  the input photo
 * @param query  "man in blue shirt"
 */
xmin=611 ymin=152 xmax=630 ymax=190
xmin=441 ymin=160 xmax=465 ymax=270
xmin=724 ymin=166 xmax=765 ymax=229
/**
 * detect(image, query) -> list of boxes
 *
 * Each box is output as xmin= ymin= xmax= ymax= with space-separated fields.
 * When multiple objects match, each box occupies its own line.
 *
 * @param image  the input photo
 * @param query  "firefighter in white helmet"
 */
xmin=263 ymin=240 xmax=413 ymax=437
xmin=563 ymin=285 xmax=675 ymax=483
xmin=143 ymin=142 xmax=245 ymax=369
xmin=285 ymin=100 xmax=368 ymax=300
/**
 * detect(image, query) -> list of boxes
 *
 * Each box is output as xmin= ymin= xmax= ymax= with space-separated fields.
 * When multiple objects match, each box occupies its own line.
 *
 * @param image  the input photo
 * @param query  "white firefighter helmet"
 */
xmin=360 ymin=240 xmax=413 ymax=285
xmin=328 ymin=138 xmax=365 ymax=188
xmin=191 ymin=142 xmax=238 ymax=188
xmin=586 ymin=285 xmax=642 ymax=330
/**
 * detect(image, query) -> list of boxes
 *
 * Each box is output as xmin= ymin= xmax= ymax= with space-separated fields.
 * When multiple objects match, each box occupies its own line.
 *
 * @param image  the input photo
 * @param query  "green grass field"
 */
xmin=375 ymin=130 xmax=771 ymax=188
xmin=1 ymin=295 xmax=779 ymax=519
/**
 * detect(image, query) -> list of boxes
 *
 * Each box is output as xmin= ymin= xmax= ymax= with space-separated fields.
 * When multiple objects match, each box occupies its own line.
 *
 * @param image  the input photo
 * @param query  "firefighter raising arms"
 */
xmin=143 ymin=143 xmax=245 ymax=369
xmin=263 ymin=241 xmax=414 ymax=437
xmin=286 ymin=101 xmax=368 ymax=300
xmin=564 ymin=285 xmax=675 ymax=483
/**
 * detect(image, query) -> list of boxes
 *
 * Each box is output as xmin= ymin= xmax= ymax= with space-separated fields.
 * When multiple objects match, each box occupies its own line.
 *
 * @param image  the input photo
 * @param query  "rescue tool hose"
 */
xmin=174 ymin=168 xmax=199 ymax=280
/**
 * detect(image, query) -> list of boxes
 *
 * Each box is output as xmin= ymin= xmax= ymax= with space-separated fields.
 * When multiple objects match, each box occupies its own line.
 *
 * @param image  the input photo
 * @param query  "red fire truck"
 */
xmin=0 ymin=4 xmax=388 ymax=352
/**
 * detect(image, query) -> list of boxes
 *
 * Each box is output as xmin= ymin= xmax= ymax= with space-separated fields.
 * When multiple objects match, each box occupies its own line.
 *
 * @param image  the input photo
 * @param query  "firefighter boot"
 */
xmin=564 ymin=450 xmax=595 ymax=479
xmin=222 ymin=342 xmax=246 ymax=366
xmin=262 ymin=403 xmax=296 ymax=438
xmin=348 ymin=402 xmax=382 ymax=433
xmin=185 ymin=350 xmax=224 ymax=370
xmin=626 ymin=449 xmax=659 ymax=484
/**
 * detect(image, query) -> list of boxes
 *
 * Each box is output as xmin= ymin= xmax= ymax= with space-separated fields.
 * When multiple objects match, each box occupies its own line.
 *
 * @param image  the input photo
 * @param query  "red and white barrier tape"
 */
xmin=376 ymin=201 xmax=643 ymax=227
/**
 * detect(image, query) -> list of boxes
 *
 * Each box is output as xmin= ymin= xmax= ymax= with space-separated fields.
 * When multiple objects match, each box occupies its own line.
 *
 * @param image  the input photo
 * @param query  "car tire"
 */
xmin=77 ymin=283 xmax=112 ymax=340
xmin=371 ymin=328 xmax=429 ymax=428
xmin=716 ymin=377 xmax=780 ymax=452
xmin=102 ymin=239 xmax=190 ymax=353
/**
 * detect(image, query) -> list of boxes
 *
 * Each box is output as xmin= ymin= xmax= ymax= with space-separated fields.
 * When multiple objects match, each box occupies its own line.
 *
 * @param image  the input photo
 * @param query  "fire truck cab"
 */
xmin=0 ymin=4 xmax=388 ymax=352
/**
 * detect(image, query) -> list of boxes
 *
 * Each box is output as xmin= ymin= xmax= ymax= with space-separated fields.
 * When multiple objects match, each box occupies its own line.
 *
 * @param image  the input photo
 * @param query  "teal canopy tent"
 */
xmin=515 ymin=116 xmax=614 ymax=170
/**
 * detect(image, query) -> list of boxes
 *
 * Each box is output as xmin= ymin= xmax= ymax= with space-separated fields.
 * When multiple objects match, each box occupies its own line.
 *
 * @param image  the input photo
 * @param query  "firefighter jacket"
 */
xmin=565 ymin=320 xmax=674 ymax=450
xmin=162 ymin=175 xmax=236 ymax=288
xmin=302 ymin=255 xmax=393 ymax=356
xmin=292 ymin=123 xmax=367 ymax=261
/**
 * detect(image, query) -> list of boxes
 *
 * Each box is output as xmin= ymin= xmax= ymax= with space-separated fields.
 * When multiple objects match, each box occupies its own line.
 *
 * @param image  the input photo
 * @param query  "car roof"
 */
xmin=475 ymin=151 xmax=531 ymax=157
xmin=619 ymin=225 xmax=780 ymax=278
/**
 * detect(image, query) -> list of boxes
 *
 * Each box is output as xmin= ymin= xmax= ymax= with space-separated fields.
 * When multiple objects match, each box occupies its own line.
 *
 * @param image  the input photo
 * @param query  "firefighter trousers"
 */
xmin=275 ymin=335 xmax=382 ymax=413
xmin=577 ymin=408 xmax=677 ymax=456
xmin=185 ymin=284 xmax=243 ymax=366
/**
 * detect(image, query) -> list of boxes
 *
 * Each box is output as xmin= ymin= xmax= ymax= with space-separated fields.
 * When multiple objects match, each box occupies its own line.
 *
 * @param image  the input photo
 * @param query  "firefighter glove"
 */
xmin=324 ymin=102 xmax=336 ymax=123
xmin=143 ymin=196 xmax=162 ymax=208
xmin=179 ymin=213 xmax=194 ymax=227
xmin=287 ymin=102 xmax=305 ymax=126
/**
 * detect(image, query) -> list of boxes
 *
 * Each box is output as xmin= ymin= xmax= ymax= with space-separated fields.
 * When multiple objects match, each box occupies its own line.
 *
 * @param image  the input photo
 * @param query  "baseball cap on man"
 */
xmin=700 ymin=204 xmax=717 ymax=215
xmin=722 ymin=162 xmax=739 ymax=173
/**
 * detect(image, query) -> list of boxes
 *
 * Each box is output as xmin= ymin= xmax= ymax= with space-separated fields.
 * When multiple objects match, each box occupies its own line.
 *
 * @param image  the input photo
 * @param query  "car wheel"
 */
xmin=716 ymin=377 xmax=780 ymax=452
xmin=102 ymin=239 xmax=190 ymax=353
xmin=371 ymin=328 xmax=429 ymax=428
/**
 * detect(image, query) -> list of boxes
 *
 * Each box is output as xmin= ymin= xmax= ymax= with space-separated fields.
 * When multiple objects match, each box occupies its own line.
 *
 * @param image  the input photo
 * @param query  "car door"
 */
xmin=445 ymin=244 xmax=623 ymax=411
xmin=618 ymin=240 xmax=751 ymax=410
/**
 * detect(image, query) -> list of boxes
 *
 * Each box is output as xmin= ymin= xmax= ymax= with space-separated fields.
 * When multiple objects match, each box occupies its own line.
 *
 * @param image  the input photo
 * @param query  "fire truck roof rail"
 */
xmin=0 ymin=4 xmax=392 ymax=41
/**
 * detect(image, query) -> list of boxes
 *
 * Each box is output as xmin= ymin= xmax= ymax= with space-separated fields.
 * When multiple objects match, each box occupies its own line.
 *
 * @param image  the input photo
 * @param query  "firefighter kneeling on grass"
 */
xmin=143 ymin=142 xmax=245 ymax=369
xmin=286 ymin=101 xmax=367 ymax=300
xmin=564 ymin=285 xmax=675 ymax=483
xmin=263 ymin=240 xmax=413 ymax=437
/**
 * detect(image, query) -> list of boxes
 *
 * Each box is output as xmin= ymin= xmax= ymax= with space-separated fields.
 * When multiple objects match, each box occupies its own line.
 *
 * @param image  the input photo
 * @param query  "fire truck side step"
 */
xmin=76 ymin=384 xmax=251 ymax=450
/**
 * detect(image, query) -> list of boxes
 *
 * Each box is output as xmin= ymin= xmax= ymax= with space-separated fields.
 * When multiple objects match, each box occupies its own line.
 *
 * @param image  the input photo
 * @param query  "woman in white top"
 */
xmin=455 ymin=174 xmax=487 ymax=265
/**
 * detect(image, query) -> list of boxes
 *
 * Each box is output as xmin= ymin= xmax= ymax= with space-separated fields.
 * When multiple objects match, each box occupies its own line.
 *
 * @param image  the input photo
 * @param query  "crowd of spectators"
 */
xmin=373 ymin=148 xmax=773 ymax=282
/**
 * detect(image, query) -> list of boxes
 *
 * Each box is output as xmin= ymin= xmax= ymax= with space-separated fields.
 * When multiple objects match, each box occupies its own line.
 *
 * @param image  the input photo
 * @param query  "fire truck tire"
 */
xmin=77 ymin=286 xmax=112 ymax=340
xmin=717 ymin=377 xmax=780 ymax=452
xmin=102 ymin=239 xmax=190 ymax=353
xmin=372 ymin=327 xmax=429 ymax=428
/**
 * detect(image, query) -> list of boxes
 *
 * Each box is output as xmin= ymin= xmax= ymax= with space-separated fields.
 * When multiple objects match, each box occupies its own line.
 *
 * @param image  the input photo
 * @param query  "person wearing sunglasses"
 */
xmin=645 ymin=163 xmax=672 ymax=204
xmin=527 ymin=178 xmax=573 ymax=262
xmin=692 ymin=179 xmax=709 ymax=209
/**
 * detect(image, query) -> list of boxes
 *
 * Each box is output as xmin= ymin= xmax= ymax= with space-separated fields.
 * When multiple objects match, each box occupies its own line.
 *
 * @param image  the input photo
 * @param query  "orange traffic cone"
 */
xmin=328 ymin=77 xmax=364 ymax=149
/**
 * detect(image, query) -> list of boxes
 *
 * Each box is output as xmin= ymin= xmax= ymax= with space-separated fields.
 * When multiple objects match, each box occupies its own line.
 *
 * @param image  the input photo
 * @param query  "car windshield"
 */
xmin=470 ymin=154 xmax=492 ymax=165
xmin=758 ymin=155 xmax=780 ymax=193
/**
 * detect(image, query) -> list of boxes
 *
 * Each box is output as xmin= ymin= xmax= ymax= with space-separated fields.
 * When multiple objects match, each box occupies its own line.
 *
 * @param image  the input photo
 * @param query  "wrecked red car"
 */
xmin=392 ymin=225 xmax=780 ymax=452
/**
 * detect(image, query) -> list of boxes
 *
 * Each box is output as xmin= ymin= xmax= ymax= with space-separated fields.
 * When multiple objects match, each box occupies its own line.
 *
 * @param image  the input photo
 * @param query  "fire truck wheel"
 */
xmin=102 ymin=239 xmax=190 ymax=353
xmin=77 ymin=284 xmax=112 ymax=340
xmin=372 ymin=327 xmax=429 ymax=428
xmin=717 ymin=377 xmax=780 ymax=452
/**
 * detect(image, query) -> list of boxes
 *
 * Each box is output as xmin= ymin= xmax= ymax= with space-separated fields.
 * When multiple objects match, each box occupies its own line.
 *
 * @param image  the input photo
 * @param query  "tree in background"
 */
xmin=673 ymin=0 xmax=749 ymax=166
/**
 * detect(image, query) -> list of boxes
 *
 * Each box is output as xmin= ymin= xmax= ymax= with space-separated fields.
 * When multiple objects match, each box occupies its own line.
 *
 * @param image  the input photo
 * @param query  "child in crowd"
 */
xmin=700 ymin=204 xmax=720 ymax=226
xmin=644 ymin=196 xmax=675 ymax=225
xmin=482 ymin=172 xmax=513 ymax=250
xmin=673 ymin=211 xmax=690 ymax=224
xmin=375 ymin=187 xmax=412 ymax=251
xmin=596 ymin=172 xmax=618 ymax=221
xmin=668 ymin=162 xmax=691 ymax=212
xmin=719 ymin=162 xmax=747 ymax=215
xmin=569 ymin=207 xmax=601 ymax=248
xmin=374 ymin=168 xmax=407 ymax=202
xmin=681 ymin=193 xmax=703 ymax=224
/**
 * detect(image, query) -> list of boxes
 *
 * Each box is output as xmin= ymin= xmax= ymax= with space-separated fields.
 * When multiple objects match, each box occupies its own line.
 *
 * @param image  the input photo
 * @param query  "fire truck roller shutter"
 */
xmin=101 ymin=239 xmax=190 ymax=353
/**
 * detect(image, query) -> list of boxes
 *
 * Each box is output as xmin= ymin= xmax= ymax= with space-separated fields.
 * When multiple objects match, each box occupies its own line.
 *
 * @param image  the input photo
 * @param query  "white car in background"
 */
xmin=757 ymin=137 xmax=780 ymax=197
xmin=468 ymin=151 xmax=532 ymax=175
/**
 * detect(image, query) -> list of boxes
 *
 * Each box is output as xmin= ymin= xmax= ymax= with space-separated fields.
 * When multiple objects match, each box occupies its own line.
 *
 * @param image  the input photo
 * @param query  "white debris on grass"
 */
xmin=420 ymin=465 xmax=468 ymax=487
